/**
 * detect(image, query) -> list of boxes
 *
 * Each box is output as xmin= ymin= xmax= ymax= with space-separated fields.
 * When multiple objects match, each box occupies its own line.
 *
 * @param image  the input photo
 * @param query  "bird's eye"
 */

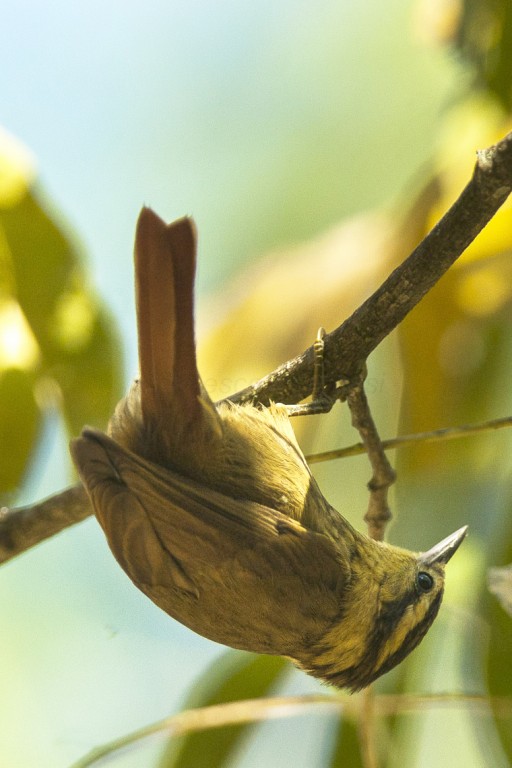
xmin=416 ymin=571 xmax=434 ymax=593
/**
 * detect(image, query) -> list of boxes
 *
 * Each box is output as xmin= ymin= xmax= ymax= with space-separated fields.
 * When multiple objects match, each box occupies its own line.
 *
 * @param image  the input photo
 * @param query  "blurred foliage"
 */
xmin=4 ymin=0 xmax=512 ymax=766
xmin=162 ymin=0 xmax=512 ymax=763
xmin=158 ymin=655 xmax=364 ymax=768
xmin=455 ymin=0 xmax=512 ymax=110
xmin=416 ymin=0 xmax=512 ymax=109
xmin=0 ymin=128 xmax=122 ymax=500
xmin=329 ymin=716 xmax=365 ymax=768
xmin=489 ymin=563 xmax=512 ymax=616
xmin=158 ymin=653 xmax=289 ymax=768
xmin=393 ymin=10 xmax=512 ymax=756
xmin=487 ymin=527 xmax=512 ymax=760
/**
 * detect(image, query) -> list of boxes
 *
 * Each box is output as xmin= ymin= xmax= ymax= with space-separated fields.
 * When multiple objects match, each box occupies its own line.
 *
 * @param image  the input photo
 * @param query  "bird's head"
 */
xmin=300 ymin=525 xmax=467 ymax=691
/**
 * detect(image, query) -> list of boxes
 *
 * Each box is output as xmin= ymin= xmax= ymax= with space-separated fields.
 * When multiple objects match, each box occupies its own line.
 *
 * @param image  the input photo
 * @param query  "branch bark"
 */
xmin=230 ymin=132 xmax=512 ymax=406
xmin=345 ymin=380 xmax=396 ymax=542
xmin=2 ymin=130 xmax=512 ymax=564
xmin=0 ymin=484 xmax=89 ymax=562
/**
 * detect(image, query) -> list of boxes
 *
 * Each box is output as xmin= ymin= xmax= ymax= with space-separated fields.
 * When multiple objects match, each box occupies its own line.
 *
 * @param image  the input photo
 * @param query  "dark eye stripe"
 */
xmin=374 ymin=589 xmax=444 ymax=677
xmin=310 ymin=589 xmax=443 ymax=692
xmin=307 ymin=589 xmax=444 ymax=692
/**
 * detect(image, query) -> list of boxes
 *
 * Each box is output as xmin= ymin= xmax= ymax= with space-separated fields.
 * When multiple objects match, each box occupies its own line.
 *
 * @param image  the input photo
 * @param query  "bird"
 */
xmin=70 ymin=207 xmax=467 ymax=692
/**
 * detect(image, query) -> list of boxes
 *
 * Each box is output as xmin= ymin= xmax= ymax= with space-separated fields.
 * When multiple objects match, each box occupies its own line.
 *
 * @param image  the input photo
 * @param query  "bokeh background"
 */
xmin=1 ymin=0 xmax=512 ymax=766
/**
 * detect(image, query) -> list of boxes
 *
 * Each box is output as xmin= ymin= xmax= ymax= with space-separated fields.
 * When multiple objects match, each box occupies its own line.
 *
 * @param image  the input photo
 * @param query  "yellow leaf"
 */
xmin=0 ymin=128 xmax=35 ymax=208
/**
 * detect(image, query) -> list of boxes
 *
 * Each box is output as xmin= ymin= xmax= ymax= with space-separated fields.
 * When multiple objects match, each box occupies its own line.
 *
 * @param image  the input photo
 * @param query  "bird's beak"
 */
xmin=418 ymin=526 xmax=468 ymax=566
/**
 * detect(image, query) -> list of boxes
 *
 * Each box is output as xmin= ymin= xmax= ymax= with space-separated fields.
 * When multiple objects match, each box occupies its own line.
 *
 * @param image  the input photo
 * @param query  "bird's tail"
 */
xmin=109 ymin=207 xmax=221 ymax=469
xmin=135 ymin=207 xmax=200 ymax=433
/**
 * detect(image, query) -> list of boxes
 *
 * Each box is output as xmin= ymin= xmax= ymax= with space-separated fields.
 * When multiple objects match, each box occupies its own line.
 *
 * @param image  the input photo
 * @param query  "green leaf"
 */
xmin=0 ymin=184 xmax=122 ymax=471
xmin=456 ymin=0 xmax=512 ymax=111
xmin=158 ymin=652 xmax=289 ymax=768
xmin=50 ymin=304 xmax=122 ymax=436
xmin=0 ymin=368 xmax=40 ymax=497
xmin=0 ymin=190 xmax=77 ymax=348
xmin=488 ymin=563 xmax=512 ymax=617
xmin=328 ymin=714 xmax=364 ymax=768
xmin=486 ymin=523 xmax=512 ymax=763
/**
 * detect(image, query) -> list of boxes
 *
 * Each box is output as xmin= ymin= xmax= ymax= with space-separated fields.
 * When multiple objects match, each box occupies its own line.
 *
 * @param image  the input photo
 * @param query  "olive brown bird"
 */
xmin=71 ymin=208 xmax=467 ymax=692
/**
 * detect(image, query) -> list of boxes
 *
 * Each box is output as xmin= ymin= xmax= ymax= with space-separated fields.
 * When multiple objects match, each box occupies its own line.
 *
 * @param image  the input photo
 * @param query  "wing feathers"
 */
xmin=71 ymin=427 xmax=348 ymax=654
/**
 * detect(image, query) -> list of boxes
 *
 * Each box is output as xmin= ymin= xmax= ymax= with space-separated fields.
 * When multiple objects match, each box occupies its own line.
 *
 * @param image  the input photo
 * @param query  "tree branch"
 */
xmin=0 ymin=484 xmax=89 ymax=562
xmin=2 ymin=130 xmax=512 ymax=564
xmin=229 ymin=131 xmax=512 ymax=405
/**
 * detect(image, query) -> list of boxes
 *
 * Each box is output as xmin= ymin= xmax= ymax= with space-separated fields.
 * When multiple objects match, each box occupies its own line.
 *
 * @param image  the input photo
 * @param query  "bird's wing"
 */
xmin=72 ymin=427 xmax=349 ymax=657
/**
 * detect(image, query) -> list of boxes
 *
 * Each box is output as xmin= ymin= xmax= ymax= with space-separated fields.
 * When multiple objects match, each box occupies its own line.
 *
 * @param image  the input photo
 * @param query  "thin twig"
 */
xmin=345 ymin=380 xmax=396 ymax=541
xmin=375 ymin=692 xmax=512 ymax=717
xmin=359 ymin=687 xmax=379 ymax=768
xmin=69 ymin=695 xmax=347 ymax=768
xmin=305 ymin=415 xmax=512 ymax=464
xmin=69 ymin=692 xmax=512 ymax=768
